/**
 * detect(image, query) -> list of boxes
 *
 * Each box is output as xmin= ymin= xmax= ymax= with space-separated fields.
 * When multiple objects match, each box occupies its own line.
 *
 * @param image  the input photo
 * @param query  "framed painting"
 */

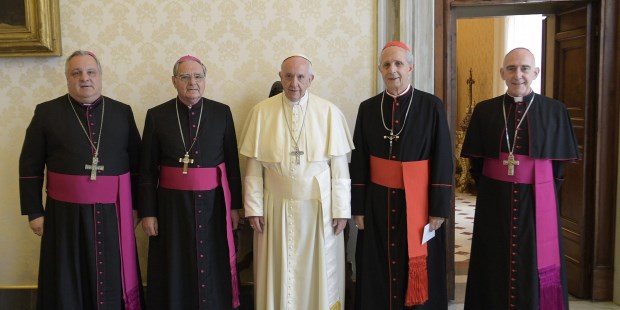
xmin=0 ymin=0 xmax=61 ymax=57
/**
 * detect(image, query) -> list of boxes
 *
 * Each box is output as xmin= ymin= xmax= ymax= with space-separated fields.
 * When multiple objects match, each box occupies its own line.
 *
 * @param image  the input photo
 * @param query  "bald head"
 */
xmin=500 ymin=47 xmax=540 ymax=97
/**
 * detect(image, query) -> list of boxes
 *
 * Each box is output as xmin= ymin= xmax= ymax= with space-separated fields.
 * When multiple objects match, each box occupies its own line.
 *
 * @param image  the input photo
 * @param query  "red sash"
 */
xmin=370 ymin=155 xmax=430 ymax=306
xmin=483 ymin=152 xmax=565 ymax=310
xmin=46 ymin=171 xmax=141 ymax=310
xmin=159 ymin=164 xmax=240 ymax=309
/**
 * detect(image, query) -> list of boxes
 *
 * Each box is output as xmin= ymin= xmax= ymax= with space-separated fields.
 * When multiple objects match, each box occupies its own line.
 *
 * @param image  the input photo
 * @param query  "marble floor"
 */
xmin=451 ymin=191 xmax=620 ymax=309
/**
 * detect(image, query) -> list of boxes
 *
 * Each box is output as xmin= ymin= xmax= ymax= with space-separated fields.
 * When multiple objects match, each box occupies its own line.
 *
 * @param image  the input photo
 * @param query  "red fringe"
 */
xmin=404 ymin=255 xmax=428 ymax=306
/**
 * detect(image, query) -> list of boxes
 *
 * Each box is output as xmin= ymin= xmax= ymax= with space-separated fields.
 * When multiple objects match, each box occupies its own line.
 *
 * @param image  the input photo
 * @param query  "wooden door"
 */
xmin=549 ymin=5 xmax=597 ymax=299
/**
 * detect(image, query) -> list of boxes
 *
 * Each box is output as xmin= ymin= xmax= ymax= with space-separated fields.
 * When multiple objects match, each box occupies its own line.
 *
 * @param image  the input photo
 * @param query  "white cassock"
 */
xmin=240 ymin=91 xmax=354 ymax=310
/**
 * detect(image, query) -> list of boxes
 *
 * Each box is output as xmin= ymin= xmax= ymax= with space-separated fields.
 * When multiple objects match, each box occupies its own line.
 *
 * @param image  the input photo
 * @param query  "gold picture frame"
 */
xmin=0 ymin=0 xmax=61 ymax=57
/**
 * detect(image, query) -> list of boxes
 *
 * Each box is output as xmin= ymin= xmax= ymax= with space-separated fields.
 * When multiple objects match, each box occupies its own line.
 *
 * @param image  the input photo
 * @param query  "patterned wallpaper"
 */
xmin=0 ymin=0 xmax=375 ymax=285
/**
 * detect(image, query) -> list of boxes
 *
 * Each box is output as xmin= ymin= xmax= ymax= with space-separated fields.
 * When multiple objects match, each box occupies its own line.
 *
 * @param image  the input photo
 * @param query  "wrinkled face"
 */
xmin=500 ymin=49 xmax=540 ymax=97
xmin=66 ymin=55 xmax=102 ymax=104
xmin=379 ymin=46 xmax=414 ymax=95
xmin=172 ymin=60 xmax=206 ymax=105
xmin=279 ymin=57 xmax=314 ymax=102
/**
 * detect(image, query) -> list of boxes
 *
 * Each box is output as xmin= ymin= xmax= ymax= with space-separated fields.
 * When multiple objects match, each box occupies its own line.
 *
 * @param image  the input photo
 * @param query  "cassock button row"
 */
xmin=393 ymin=296 xmax=398 ymax=299
xmin=395 ymin=120 xmax=399 ymax=124
xmin=391 ymin=156 xmax=396 ymax=159
xmin=514 ymin=199 xmax=518 ymax=203
xmin=391 ymin=190 xmax=396 ymax=194
xmin=392 ymin=209 xmax=396 ymax=213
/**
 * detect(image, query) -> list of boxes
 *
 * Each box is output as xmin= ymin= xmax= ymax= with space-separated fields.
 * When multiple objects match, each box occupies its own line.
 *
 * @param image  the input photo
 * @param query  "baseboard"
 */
xmin=0 ymin=287 xmax=37 ymax=310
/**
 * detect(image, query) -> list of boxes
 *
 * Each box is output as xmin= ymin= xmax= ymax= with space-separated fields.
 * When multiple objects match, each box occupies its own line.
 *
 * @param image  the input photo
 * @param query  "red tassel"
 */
xmin=404 ymin=255 xmax=429 ymax=306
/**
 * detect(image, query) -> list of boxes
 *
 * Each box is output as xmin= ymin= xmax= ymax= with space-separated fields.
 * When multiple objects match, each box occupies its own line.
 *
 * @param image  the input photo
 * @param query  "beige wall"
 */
xmin=0 ymin=0 xmax=376 ymax=286
xmin=455 ymin=18 xmax=496 ymax=124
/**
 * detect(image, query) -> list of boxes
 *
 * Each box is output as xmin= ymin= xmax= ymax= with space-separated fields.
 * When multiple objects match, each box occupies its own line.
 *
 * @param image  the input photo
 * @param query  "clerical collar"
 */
xmin=506 ymin=91 xmax=534 ymax=104
xmin=68 ymin=95 xmax=103 ymax=108
xmin=385 ymin=85 xmax=412 ymax=98
xmin=177 ymin=97 xmax=203 ymax=110
xmin=282 ymin=92 xmax=309 ymax=107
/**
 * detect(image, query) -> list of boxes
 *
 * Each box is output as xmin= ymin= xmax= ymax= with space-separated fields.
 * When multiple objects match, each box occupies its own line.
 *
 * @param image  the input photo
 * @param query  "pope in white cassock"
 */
xmin=239 ymin=54 xmax=354 ymax=310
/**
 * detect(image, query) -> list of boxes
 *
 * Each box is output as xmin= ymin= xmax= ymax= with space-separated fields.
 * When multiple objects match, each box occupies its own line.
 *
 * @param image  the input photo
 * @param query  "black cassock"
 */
xmin=461 ymin=92 xmax=579 ymax=309
xmin=351 ymin=87 xmax=453 ymax=310
xmin=139 ymin=98 xmax=242 ymax=310
xmin=19 ymin=95 xmax=141 ymax=310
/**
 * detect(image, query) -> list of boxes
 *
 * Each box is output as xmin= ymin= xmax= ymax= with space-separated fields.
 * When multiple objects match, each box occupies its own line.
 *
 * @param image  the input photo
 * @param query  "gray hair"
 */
xmin=379 ymin=49 xmax=414 ymax=65
xmin=65 ymin=50 xmax=102 ymax=76
xmin=173 ymin=59 xmax=207 ymax=76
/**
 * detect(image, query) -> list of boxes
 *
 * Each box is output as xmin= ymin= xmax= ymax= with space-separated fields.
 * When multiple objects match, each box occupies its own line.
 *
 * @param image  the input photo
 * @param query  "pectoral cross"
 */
xmin=179 ymin=153 xmax=194 ymax=174
xmin=383 ymin=132 xmax=399 ymax=155
xmin=503 ymin=153 xmax=520 ymax=176
xmin=291 ymin=146 xmax=304 ymax=165
xmin=85 ymin=156 xmax=104 ymax=180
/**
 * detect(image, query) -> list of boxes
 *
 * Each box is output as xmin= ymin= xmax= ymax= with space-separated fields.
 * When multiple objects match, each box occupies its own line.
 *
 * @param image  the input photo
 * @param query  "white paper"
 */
xmin=422 ymin=223 xmax=435 ymax=245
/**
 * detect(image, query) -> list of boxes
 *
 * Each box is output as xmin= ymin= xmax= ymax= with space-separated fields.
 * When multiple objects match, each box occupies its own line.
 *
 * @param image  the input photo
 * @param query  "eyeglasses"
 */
xmin=175 ymin=74 xmax=205 ymax=82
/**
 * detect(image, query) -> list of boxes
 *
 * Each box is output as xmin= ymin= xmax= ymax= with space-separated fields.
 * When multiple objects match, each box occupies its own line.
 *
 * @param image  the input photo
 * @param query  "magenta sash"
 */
xmin=46 ymin=171 xmax=141 ymax=310
xmin=483 ymin=153 xmax=565 ymax=310
xmin=159 ymin=164 xmax=240 ymax=309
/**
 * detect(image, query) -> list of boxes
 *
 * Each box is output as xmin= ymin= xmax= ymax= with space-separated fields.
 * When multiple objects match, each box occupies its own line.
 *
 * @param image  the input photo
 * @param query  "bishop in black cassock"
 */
xmin=139 ymin=55 xmax=242 ymax=310
xmin=461 ymin=48 xmax=579 ymax=310
xmin=19 ymin=51 xmax=142 ymax=310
